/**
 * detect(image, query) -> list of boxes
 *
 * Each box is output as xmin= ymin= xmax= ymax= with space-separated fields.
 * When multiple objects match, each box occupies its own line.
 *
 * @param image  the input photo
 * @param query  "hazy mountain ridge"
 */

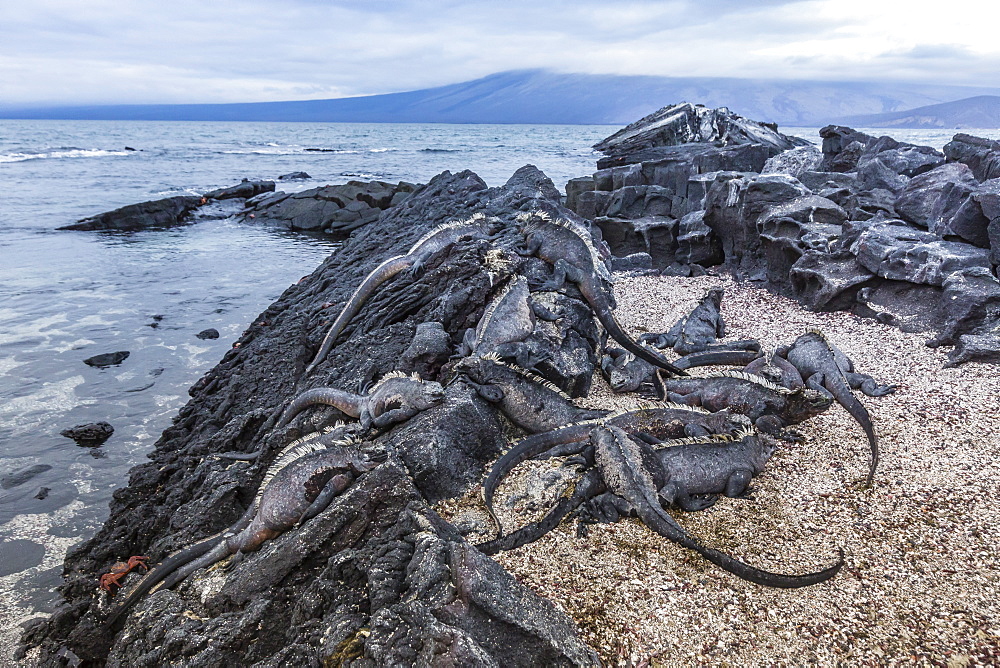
xmin=3 ymin=70 xmax=1000 ymax=126
xmin=841 ymin=95 xmax=1000 ymax=129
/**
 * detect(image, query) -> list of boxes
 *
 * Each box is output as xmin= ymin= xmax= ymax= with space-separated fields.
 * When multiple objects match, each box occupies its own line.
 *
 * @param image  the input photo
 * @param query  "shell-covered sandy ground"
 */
xmin=437 ymin=273 xmax=1000 ymax=666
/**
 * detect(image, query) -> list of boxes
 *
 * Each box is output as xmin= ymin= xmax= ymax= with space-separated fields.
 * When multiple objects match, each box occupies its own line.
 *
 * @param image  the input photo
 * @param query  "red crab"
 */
xmin=99 ymin=555 xmax=149 ymax=593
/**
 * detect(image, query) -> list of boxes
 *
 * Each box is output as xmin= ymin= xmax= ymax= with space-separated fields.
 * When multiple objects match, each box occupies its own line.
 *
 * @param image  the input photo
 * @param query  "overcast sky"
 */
xmin=2 ymin=0 xmax=998 ymax=106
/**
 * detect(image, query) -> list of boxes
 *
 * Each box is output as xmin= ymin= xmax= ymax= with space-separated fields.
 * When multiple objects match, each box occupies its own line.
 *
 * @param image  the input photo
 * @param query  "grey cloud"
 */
xmin=0 ymin=0 xmax=996 ymax=105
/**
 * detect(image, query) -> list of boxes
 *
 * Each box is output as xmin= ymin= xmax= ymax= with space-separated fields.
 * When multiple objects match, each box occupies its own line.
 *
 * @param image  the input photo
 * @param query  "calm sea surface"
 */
xmin=1 ymin=119 xmax=998 ymax=651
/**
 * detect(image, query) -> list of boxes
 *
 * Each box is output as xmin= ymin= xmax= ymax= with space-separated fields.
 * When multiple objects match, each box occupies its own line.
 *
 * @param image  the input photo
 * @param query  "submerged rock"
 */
xmin=83 ymin=351 xmax=130 ymax=367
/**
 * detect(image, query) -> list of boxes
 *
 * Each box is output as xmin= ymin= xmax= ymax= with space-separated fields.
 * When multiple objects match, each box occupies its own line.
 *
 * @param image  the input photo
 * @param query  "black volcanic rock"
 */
xmin=195 ymin=328 xmax=220 ymax=340
xmin=83 ymin=351 xmax=130 ymax=367
xmin=895 ymin=163 xmax=991 ymax=246
xmin=204 ymin=179 xmax=275 ymax=200
xmin=22 ymin=166 xmax=602 ymax=666
xmin=943 ymin=133 xmax=1000 ymax=182
xmin=240 ymin=180 xmax=418 ymax=235
xmin=60 ymin=422 xmax=115 ymax=446
xmin=594 ymin=102 xmax=806 ymax=159
xmin=59 ymin=196 xmax=202 ymax=231
xmin=278 ymin=171 xmax=310 ymax=180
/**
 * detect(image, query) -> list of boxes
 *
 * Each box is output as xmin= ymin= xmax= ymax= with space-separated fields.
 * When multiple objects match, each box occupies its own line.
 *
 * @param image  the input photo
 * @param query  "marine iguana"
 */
xmin=457 ymin=274 xmax=556 ymax=368
xmin=482 ymin=404 xmax=750 ymax=536
xmin=587 ymin=425 xmax=842 ymax=588
xmin=481 ymin=426 xmax=842 ymax=588
xmin=452 ymin=353 xmax=605 ymax=434
xmin=652 ymin=428 xmax=779 ymax=511
xmin=779 ymin=330 xmax=895 ymax=485
xmin=305 ymin=214 xmax=496 ymax=375
xmin=639 ymin=287 xmax=760 ymax=356
xmin=105 ymin=438 xmax=379 ymax=625
xmin=657 ymin=370 xmax=832 ymax=438
xmin=516 ymin=211 xmax=687 ymax=377
xmin=600 ymin=343 xmax=661 ymax=395
xmin=277 ymin=371 xmax=445 ymax=431
xmin=215 ymin=420 xmax=360 ymax=462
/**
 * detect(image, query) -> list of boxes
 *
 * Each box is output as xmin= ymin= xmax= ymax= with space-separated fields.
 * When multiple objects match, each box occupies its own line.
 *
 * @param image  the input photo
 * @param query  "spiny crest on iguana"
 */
xmin=653 ymin=426 xmax=753 ymax=448
xmin=706 ymin=369 xmax=797 ymax=395
xmin=518 ymin=211 xmax=611 ymax=283
xmin=406 ymin=213 xmax=490 ymax=253
xmin=478 ymin=352 xmax=574 ymax=401
xmin=367 ymin=370 xmax=431 ymax=393
xmin=253 ymin=433 xmax=361 ymax=507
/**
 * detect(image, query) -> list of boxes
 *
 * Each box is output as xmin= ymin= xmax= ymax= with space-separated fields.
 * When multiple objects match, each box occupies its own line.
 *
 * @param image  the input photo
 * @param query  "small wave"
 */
xmin=419 ymin=148 xmax=461 ymax=153
xmin=221 ymin=148 xmax=304 ymax=155
xmin=340 ymin=172 xmax=386 ymax=179
xmin=368 ymin=148 xmax=394 ymax=153
xmin=0 ymin=148 xmax=132 ymax=164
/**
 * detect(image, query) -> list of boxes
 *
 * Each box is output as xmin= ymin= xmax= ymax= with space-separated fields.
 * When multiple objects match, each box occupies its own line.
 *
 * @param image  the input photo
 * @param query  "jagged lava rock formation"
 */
xmin=22 ymin=167 xmax=603 ymax=666
xmin=566 ymin=105 xmax=1000 ymax=366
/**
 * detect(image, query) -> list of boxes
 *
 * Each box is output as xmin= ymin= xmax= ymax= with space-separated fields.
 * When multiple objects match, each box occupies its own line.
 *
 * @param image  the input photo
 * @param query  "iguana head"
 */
xmin=783 ymin=387 xmax=834 ymax=424
xmin=369 ymin=372 xmax=446 ymax=410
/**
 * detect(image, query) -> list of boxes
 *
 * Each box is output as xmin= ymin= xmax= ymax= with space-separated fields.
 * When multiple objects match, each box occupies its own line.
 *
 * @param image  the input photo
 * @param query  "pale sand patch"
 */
xmin=437 ymin=273 xmax=1000 ymax=666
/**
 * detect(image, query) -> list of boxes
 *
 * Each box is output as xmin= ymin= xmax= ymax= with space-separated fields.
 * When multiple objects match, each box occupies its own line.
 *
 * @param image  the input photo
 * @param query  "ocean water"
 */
xmin=0 ymin=119 xmax=612 ymax=649
xmin=2 ymin=118 xmax=999 ymax=654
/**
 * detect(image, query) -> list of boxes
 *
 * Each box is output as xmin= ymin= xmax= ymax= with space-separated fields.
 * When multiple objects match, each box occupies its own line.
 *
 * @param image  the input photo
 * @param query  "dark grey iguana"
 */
xmin=590 ymin=425 xmax=841 ymax=588
xmin=277 ymin=371 xmax=445 ymax=431
xmin=779 ymin=330 xmax=896 ymax=485
xmin=600 ymin=342 xmax=662 ymax=395
xmin=105 ymin=437 xmax=380 ymax=625
xmin=516 ymin=211 xmax=687 ymax=377
xmin=305 ymin=214 xmax=497 ymax=375
xmin=652 ymin=428 xmax=779 ymax=511
xmin=482 ymin=403 xmax=750 ymax=536
xmin=451 ymin=353 xmax=605 ymax=434
xmin=657 ymin=369 xmax=832 ymax=441
xmin=639 ymin=287 xmax=760 ymax=356
xmin=457 ymin=274 xmax=557 ymax=368
xmin=480 ymin=426 xmax=843 ymax=589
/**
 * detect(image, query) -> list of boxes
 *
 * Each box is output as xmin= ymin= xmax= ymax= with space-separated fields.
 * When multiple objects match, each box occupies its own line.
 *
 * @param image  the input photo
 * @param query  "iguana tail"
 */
xmin=483 ymin=423 xmax=596 ymax=538
xmin=633 ymin=498 xmax=843 ymax=588
xmin=477 ymin=469 xmax=605 ymax=555
xmin=104 ymin=534 xmax=225 ymax=626
xmin=277 ymin=388 xmax=363 ymax=428
xmin=305 ymin=255 xmax=414 ymax=375
xmin=673 ymin=349 xmax=763 ymax=370
xmin=579 ymin=284 xmax=688 ymax=377
xmin=823 ymin=378 xmax=879 ymax=486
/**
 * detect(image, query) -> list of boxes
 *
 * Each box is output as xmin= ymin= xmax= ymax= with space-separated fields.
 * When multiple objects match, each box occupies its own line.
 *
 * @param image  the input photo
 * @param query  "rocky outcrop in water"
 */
xmin=567 ymin=122 xmax=1000 ymax=366
xmin=22 ymin=167 xmax=602 ymax=666
xmin=237 ymin=180 xmax=418 ymax=235
xmin=59 ymin=196 xmax=204 ymax=232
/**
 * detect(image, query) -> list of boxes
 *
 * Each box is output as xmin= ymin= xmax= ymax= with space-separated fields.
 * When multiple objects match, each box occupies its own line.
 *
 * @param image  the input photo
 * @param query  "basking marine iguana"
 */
xmin=482 ymin=403 xmax=750 ymax=537
xmin=780 ymin=330 xmax=896 ymax=486
xmin=452 ymin=353 xmax=605 ymax=434
xmin=457 ymin=274 xmax=557 ymax=368
xmin=639 ymin=287 xmax=760 ymax=356
xmin=105 ymin=438 xmax=379 ymax=625
xmin=305 ymin=214 xmax=497 ymax=375
xmin=516 ymin=211 xmax=687 ymax=377
xmin=277 ymin=371 xmax=445 ymax=432
xmin=481 ymin=425 xmax=842 ymax=589
xmin=658 ymin=370 xmax=832 ymax=438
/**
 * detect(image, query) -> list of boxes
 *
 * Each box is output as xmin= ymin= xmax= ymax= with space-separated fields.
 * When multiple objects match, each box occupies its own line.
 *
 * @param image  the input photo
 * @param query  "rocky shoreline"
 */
xmin=20 ymin=104 xmax=1000 ymax=665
